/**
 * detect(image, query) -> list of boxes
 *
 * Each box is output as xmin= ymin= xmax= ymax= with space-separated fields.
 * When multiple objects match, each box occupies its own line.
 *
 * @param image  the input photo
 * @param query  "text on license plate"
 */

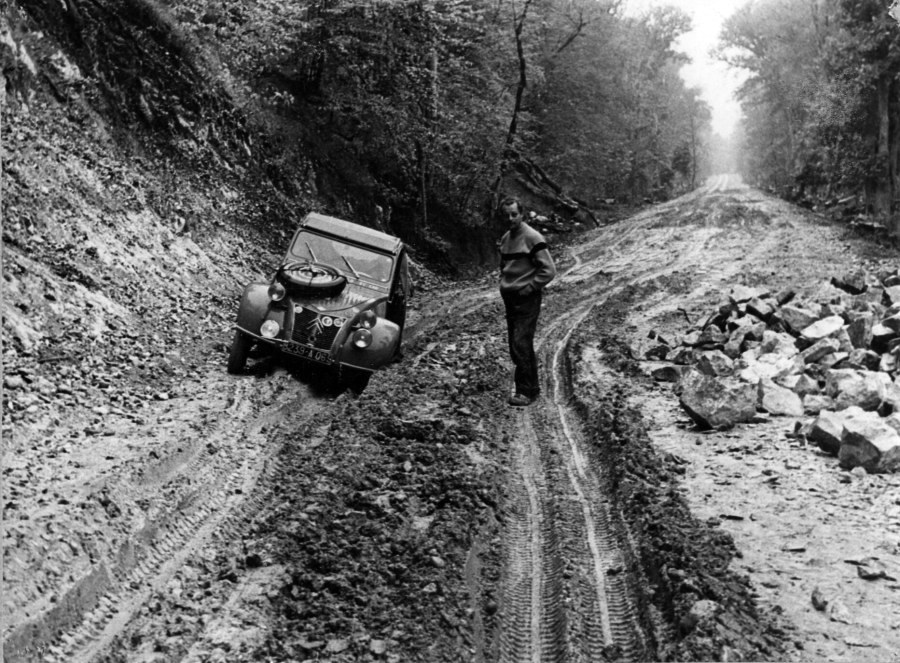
xmin=284 ymin=342 xmax=332 ymax=364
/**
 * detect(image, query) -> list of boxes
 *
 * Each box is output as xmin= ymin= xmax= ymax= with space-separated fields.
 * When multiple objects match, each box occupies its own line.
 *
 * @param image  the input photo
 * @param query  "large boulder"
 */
xmin=760 ymin=330 xmax=799 ymax=357
xmin=800 ymin=315 xmax=845 ymax=343
xmin=729 ymin=285 xmax=770 ymax=304
xmin=803 ymin=394 xmax=834 ymax=415
xmin=825 ymin=368 xmax=891 ymax=411
xmin=843 ymin=348 xmax=881 ymax=371
xmin=883 ymin=285 xmax=900 ymax=307
xmin=685 ymin=326 xmax=729 ymax=349
xmin=695 ymin=350 xmax=734 ymax=377
xmin=775 ymin=288 xmax=796 ymax=306
xmin=790 ymin=373 xmax=821 ymax=396
xmin=727 ymin=314 xmax=757 ymax=332
xmin=818 ymin=352 xmax=848 ymax=370
xmin=831 ymin=270 xmax=868 ymax=295
xmin=724 ymin=322 xmax=766 ymax=358
xmin=871 ymin=323 xmax=898 ymax=353
xmin=781 ymin=305 xmax=820 ymax=334
xmin=846 ymin=313 xmax=875 ymax=349
xmin=737 ymin=352 xmax=801 ymax=384
xmin=757 ymin=379 xmax=804 ymax=417
xmin=839 ymin=417 xmax=900 ymax=473
xmin=651 ymin=364 xmax=685 ymax=383
xmin=808 ymin=406 xmax=869 ymax=455
xmin=697 ymin=326 xmax=729 ymax=347
xmin=880 ymin=313 xmax=900 ymax=334
xmin=670 ymin=347 xmax=694 ymax=365
xmin=877 ymin=381 xmax=900 ymax=416
xmin=833 ymin=328 xmax=854 ymax=353
xmin=678 ymin=368 xmax=758 ymax=430
xmin=747 ymin=297 xmax=775 ymax=322
xmin=800 ymin=338 xmax=841 ymax=364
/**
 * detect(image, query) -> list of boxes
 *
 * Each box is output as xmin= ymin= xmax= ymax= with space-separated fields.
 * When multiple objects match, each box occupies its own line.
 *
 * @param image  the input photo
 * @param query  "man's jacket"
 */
xmin=498 ymin=222 xmax=556 ymax=296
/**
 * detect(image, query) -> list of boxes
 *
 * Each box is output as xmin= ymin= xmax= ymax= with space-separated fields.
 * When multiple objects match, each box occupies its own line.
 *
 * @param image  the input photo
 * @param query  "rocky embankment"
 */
xmin=647 ymin=270 xmax=900 ymax=473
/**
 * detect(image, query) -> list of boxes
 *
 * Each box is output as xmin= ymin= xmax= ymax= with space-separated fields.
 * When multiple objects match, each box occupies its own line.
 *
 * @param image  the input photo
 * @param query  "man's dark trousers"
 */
xmin=502 ymin=289 xmax=542 ymax=399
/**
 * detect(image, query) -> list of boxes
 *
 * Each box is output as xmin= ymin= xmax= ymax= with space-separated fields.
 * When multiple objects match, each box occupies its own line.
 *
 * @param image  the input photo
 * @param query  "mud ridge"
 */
xmin=564 ymin=291 xmax=791 ymax=661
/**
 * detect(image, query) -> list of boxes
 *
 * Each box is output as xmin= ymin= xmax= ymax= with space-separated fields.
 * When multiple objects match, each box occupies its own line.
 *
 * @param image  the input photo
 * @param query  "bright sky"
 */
xmin=624 ymin=0 xmax=748 ymax=137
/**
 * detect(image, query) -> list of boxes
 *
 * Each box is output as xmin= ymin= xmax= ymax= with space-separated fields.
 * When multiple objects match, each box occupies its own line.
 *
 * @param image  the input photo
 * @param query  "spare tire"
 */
xmin=279 ymin=261 xmax=347 ymax=298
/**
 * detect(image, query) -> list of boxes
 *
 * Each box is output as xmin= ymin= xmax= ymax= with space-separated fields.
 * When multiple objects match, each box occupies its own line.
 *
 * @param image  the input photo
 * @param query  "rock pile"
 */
xmin=648 ymin=271 xmax=900 ymax=473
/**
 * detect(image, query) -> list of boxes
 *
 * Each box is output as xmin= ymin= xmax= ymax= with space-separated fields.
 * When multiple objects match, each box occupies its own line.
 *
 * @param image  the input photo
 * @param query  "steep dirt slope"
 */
xmin=2 ymin=8 xmax=302 ymax=660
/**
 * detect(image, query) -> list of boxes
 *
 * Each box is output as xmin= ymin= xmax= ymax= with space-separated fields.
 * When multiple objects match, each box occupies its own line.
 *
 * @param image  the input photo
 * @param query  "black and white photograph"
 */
xmin=3 ymin=0 xmax=900 ymax=661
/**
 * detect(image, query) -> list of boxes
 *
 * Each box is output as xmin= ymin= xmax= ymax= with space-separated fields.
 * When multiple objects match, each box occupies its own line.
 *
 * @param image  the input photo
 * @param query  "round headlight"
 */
xmin=358 ymin=310 xmax=377 ymax=329
xmin=268 ymin=282 xmax=286 ymax=302
xmin=352 ymin=328 xmax=373 ymax=348
xmin=322 ymin=316 xmax=333 ymax=327
xmin=260 ymin=320 xmax=280 ymax=338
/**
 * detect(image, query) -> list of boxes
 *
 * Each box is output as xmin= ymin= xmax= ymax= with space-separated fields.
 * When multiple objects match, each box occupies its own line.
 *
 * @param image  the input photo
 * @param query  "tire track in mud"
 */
xmin=4 ymin=375 xmax=321 ymax=663
xmin=492 ymin=180 xmax=811 ymax=661
xmin=496 ymin=409 xmax=565 ymax=663
xmin=99 ymin=414 xmax=335 ymax=663
xmin=500 ymin=301 xmax=649 ymax=662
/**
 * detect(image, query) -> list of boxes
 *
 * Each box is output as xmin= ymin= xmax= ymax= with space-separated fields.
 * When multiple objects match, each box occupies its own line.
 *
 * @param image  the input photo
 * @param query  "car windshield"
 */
xmin=288 ymin=231 xmax=394 ymax=283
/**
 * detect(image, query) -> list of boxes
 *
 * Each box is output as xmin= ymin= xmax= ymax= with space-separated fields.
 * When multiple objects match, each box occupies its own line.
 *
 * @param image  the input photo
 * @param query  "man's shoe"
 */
xmin=508 ymin=393 xmax=533 ymax=407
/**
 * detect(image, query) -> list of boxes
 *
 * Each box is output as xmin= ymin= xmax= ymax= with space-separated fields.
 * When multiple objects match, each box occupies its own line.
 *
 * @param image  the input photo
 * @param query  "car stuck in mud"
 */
xmin=228 ymin=212 xmax=411 ymax=389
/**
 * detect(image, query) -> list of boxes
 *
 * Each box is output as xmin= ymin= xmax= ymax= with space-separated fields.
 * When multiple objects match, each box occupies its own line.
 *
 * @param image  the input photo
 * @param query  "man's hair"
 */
xmin=499 ymin=196 xmax=524 ymax=214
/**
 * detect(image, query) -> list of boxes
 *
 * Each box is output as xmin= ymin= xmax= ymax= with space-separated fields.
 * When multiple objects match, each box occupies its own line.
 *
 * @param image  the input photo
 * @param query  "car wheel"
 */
xmin=227 ymin=329 xmax=253 ymax=374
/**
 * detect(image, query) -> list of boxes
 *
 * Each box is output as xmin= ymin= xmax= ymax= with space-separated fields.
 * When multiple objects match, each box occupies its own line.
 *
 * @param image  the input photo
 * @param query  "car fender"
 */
xmin=236 ymin=283 xmax=275 ymax=334
xmin=339 ymin=318 xmax=401 ymax=371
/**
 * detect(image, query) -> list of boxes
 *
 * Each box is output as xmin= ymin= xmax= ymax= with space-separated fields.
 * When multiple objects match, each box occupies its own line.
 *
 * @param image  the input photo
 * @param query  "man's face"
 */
xmin=502 ymin=204 xmax=522 ymax=231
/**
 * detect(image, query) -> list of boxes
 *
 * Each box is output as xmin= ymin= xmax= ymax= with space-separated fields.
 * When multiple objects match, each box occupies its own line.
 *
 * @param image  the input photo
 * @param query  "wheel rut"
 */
xmin=494 ymin=294 xmax=649 ymax=661
xmin=4 ymin=375 xmax=322 ymax=663
xmin=492 ymin=182 xmax=804 ymax=660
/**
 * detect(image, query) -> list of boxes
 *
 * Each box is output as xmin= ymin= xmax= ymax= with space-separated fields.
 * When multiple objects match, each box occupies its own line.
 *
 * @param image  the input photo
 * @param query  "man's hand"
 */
xmin=518 ymin=283 xmax=536 ymax=297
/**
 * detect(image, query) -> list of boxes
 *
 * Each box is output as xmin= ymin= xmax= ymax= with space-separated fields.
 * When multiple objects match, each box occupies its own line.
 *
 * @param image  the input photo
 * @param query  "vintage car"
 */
xmin=228 ymin=212 xmax=410 ymax=389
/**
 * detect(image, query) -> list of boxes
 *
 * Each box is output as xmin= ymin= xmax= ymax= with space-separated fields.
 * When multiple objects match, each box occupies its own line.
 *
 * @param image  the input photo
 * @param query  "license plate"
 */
xmin=283 ymin=342 xmax=332 ymax=364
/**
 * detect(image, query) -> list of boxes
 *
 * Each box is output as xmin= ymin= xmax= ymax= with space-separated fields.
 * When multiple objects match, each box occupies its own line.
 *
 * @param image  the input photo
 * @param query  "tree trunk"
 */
xmin=503 ymin=0 xmax=532 ymax=151
xmin=417 ymin=140 xmax=427 ymax=231
xmin=875 ymin=75 xmax=893 ymax=231
xmin=492 ymin=0 xmax=532 ymax=208
xmin=419 ymin=13 xmax=438 ymax=231
xmin=689 ymin=114 xmax=698 ymax=190
xmin=889 ymin=77 xmax=900 ymax=237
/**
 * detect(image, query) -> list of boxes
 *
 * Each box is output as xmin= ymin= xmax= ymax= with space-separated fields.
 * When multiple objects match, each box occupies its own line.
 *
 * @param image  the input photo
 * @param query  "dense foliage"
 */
xmin=720 ymin=0 xmax=900 ymax=234
xmin=163 ymin=0 xmax=713 ymax=249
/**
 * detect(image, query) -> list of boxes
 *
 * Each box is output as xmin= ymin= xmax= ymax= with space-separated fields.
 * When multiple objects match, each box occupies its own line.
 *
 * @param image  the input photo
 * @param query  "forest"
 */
xmin=173 ymin=0 xmax=713 ymax=235
xmin=722 ymin=0 xmax=900 ymax=233
xmin=11 ymin=0 xmax=900 ymax=259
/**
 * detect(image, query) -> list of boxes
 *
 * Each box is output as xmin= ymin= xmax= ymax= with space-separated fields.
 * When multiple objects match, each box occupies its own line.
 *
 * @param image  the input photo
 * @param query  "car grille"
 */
xmin=292 ymin=308 xmax=340 ymax=350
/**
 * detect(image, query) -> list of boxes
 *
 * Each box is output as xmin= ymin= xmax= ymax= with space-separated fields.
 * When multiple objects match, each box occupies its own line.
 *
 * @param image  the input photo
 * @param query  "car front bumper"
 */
xmin=236 ymin=326 xmax=335 ymax=366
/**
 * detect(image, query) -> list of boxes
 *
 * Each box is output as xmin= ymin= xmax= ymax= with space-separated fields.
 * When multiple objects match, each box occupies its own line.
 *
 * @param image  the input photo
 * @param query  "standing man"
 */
xmin=498 ymin=196 xmax=556 ymax=406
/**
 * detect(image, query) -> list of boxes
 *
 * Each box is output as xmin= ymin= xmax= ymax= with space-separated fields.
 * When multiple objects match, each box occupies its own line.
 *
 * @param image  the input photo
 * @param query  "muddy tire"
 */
xmin=227 ymin=329 xmax=253 ymax=374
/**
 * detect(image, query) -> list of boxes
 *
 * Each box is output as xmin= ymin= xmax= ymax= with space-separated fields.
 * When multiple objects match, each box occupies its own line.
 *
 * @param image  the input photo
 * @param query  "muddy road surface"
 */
xmin=5 ymin=175 xmax=900 ymax=662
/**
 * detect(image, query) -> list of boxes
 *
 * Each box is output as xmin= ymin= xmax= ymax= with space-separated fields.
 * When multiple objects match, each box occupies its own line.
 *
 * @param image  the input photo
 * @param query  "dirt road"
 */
xmin=5 ymin=175 xmax=900 ymax=662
